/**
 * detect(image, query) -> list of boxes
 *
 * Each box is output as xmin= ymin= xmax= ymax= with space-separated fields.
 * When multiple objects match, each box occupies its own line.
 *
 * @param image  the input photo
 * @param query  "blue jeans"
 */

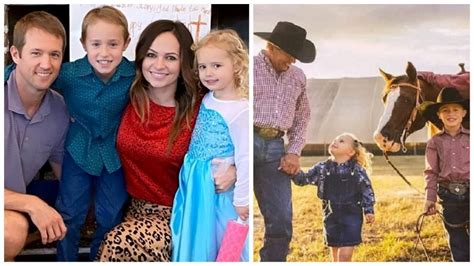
xmin=253 ymin=134 xmax=292 ymax=261
xmin=55 ymin=151 xmax=128 ymax=261
xmin=437 ymin=186 xmax=470 ymax=262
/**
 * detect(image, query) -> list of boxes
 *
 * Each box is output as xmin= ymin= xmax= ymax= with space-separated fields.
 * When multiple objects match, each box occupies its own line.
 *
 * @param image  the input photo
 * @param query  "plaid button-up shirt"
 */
xmin=424 ymin=127 xmax=470 ymax=202
xmin=253 ymin=51 xmax=311 ymax=155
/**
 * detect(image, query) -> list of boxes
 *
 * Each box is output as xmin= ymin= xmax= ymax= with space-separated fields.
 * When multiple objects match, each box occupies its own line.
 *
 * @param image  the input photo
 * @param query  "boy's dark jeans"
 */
xmin=254 ymin=134 xmax=292 ymax=261
xmin=437 ymin=186 xmax=470 ymax=262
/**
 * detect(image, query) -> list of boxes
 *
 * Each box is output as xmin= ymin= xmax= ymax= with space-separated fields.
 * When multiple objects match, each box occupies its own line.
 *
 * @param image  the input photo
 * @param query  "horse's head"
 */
xmin=373 ymin=62 xmax=428 ymax=153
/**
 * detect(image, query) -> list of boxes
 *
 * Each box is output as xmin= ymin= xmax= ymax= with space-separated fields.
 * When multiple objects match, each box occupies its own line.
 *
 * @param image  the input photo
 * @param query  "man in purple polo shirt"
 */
xmin=4 ymin=11 xmax=69 ymax=261
xmin=253 ymin=21 xmax=316 ymax=261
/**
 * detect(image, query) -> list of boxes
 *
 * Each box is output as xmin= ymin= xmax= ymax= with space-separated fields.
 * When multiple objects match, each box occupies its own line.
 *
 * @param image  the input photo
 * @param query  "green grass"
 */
xmin=253 ymin=155 xmax=452 ymax=262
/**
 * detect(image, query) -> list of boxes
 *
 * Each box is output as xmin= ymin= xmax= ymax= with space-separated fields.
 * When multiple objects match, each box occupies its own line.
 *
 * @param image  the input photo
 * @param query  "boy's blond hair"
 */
xmin=192 ymin=29 xmax=249 ymax=98
xmin=80 ymin=5 xmax=130 ymax=43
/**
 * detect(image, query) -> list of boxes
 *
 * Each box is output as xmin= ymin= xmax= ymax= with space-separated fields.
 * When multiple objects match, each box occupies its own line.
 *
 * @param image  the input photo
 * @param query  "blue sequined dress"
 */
xmin=171 ymin=93 xmax=249 ymax=262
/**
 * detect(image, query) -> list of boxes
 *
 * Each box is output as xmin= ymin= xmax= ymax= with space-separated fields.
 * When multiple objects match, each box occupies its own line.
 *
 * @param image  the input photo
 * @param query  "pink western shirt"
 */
xmin=424 ymin=127 xmax=470 ymax=202
xmin=253 ymin=51 xmax=311 ymax=155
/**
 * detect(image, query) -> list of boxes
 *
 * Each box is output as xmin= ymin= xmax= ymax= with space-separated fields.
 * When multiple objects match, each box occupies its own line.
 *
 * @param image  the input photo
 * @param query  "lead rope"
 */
xmin=412 ymin=212 xmax=431 ymax=261
xmin=382 ymin=151 xmax=424 ymax=195
xmin=411 ymin=211 xmax=469 ymax=261
xmin=382 ymin=151 xmax=448 ymax=261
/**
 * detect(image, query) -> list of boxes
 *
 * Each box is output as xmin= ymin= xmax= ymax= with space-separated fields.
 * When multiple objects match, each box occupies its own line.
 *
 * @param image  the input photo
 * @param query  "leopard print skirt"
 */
xmin=97 ymin=198 xmax=172 ymax=261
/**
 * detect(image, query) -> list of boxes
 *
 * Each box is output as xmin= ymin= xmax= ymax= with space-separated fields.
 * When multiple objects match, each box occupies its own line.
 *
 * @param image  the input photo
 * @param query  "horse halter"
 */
xmin=389 ymin=79 xmax=424 ymax=152
xmin=383 ymin=79 xmax=426 ymax=195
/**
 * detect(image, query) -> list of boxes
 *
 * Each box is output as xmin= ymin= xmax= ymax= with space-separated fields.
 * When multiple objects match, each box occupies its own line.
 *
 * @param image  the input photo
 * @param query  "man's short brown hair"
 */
xmin=13 ymin=11 xmax=66 ymax=55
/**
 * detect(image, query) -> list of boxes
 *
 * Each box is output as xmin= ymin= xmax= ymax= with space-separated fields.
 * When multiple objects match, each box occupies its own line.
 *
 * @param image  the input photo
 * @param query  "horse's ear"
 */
xmin=379 ymin=68 xmax=393 ymax=81
xmin=406 ymin=61 xmax=417 ymax=82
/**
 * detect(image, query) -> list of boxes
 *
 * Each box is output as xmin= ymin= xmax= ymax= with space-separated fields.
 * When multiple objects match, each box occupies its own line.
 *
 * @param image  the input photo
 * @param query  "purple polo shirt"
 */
xmin=4 ymin=70 xmax=69 ymax=193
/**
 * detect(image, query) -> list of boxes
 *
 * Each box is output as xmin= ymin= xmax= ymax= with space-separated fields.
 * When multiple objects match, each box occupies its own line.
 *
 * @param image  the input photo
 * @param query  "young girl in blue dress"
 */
xmin=292 ymin=133 xmax=376 ymax=262
xmin=170 ymin=29 xmax=249 ymax=262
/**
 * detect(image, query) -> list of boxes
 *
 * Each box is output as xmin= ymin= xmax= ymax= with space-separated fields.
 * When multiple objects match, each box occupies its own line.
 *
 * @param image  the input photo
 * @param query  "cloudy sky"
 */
xmin=253 ymin=5 xmax=470 ymax=78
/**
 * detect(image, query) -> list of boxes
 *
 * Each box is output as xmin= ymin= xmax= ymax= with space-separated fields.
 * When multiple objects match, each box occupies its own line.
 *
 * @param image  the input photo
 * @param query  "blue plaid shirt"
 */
xmin=293 ymin=159 xmax=376 ymax=214
xmin=5 ymin=56 xmax=135 ymax=176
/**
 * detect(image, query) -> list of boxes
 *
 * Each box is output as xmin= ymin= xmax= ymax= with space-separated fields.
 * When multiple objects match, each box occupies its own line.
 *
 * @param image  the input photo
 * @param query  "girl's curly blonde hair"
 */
xmin=192 ymin=29 xmax=249 ymax=98
xmin=333 ymin=133 xmax=374 ymax=175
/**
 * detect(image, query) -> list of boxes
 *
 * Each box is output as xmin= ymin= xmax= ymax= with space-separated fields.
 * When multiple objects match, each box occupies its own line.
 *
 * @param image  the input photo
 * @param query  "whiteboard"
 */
xmin=69 ymin=4 xmax=211 ymax=61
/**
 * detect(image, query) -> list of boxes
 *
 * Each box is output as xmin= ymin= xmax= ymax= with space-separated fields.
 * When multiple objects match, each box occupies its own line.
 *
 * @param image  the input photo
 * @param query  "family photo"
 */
xmin=4 ymin=3 xmax=249 ymax=262
xmin=2 ymin=2 xmax=470 ymax=264
xmin=253 ymin=4 xmax=469 ymax=262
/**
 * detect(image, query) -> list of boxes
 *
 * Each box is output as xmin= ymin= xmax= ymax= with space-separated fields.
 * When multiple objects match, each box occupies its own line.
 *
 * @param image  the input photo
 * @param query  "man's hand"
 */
xmin=424 ymin=200 xmax=437 ymax=215
xmin=28 ymin=197 xmax=67 ymax=244
xmin=214 ymin=165 xmax=237 ymax=193
xmin=279 ymin=153 xmax=300 ymax=176
xmin=365 ymin=213 xmax=375 ymax=224
xmin=235 ymin=205 xmax=249 ymax=221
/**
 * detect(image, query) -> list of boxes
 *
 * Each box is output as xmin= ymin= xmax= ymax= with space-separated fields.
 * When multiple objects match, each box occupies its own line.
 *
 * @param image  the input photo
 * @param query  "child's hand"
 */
xmin=293 ymin=168 xmax=303 ymax=177
xmin=365 ymin=213 xmax=375 ymax=224
xmin=424 ymin=200 xmax=437 ymax=215
xmin=214 ymin=165 xmax=236 ymax=193
xmin=290 ymin=175 xmax=299 ymax=184
xmin=235 ymin=205 xmax=249 ymax=221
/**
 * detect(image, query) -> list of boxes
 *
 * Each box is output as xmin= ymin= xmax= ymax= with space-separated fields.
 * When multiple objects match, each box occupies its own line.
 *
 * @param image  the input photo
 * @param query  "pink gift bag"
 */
xmin=216 ymin=218 xmax=249 ymax=262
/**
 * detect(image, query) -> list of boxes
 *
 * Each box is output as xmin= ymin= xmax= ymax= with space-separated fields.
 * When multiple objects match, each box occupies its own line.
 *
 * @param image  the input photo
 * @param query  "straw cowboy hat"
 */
xmin=419 ymin=87 xmax=469 ymax=128
xmin=254 ymin=21 xmax=316 ymax=63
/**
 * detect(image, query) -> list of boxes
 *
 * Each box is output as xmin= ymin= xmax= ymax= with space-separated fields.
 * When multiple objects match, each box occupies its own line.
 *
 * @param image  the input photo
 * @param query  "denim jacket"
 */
xmin=293 ymin=159 xmax=376 ymax=214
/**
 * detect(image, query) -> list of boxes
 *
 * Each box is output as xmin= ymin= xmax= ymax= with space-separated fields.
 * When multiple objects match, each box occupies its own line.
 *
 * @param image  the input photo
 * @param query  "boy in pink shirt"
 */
xmin=420 ymin=87 xmax=469 ymax=261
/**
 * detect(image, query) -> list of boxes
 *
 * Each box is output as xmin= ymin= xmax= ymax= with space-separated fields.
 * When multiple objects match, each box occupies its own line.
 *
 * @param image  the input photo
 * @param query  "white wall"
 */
xmin=69 ymin=4 xmax=211 ymax=61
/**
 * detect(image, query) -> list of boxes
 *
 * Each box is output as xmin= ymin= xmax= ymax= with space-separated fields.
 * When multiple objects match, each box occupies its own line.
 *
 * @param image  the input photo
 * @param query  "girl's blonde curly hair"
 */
xmin=192 ymin=29 xmax=249 ymax=98
xmin=332 ymin=133 xmax=374 ymax=175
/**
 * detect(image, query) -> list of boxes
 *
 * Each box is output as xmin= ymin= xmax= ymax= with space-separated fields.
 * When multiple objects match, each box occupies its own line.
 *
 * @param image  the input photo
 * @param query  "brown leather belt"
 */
xmin=438 ymin=181 xmax=469 ymax=196
xmin=254 ymin=126 xmax=284 ymax=139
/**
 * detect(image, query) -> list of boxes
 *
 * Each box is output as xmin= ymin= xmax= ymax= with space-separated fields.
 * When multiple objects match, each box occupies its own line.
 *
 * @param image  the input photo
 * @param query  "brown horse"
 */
xmin=373 ymin=62 xmax=469 ymax=153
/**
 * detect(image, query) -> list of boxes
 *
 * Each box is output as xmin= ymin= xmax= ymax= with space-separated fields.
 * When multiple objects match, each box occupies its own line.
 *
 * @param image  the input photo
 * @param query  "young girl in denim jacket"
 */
xmin=292 ymin=133 xmax=375 ymax=262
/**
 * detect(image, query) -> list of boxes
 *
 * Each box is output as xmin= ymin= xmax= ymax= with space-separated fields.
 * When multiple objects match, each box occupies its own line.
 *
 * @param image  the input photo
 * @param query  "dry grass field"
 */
xmin=253 ymin=155 xmax=453 ymax=262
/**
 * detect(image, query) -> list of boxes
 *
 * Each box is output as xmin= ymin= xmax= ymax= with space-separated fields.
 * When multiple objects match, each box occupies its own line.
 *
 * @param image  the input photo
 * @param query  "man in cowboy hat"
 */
xmin=253 ymin=21 xmax=316 ymax=261
xmin=420 ymin=87 xmax=469 ymax=261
